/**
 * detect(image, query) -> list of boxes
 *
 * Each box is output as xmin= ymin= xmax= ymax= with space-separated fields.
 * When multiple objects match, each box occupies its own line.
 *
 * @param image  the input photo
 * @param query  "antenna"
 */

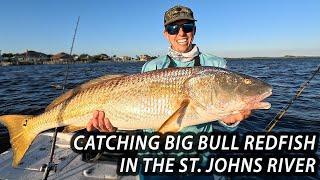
xmin=42 ymin=16 xmax=80 ymax=180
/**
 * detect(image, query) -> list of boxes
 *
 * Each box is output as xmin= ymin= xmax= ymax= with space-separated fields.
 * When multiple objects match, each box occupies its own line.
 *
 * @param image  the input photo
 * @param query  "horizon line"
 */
xmin=1 ymin=50 xmax=320 ymax=59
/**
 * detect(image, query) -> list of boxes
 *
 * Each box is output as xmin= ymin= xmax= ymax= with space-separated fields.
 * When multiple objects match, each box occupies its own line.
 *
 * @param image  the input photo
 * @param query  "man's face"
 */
xmin=164 ymin=20 xmax=195 ymax=53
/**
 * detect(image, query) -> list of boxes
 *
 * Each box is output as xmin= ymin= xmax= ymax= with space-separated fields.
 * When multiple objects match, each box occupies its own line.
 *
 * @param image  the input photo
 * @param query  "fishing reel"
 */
xmin=40 ymin=162 xmax=58 ymax=173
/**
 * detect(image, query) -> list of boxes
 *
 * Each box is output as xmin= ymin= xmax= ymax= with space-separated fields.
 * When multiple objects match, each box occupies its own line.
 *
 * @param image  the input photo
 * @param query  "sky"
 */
xmin=0 ymin=0 xmax=319 ymax=58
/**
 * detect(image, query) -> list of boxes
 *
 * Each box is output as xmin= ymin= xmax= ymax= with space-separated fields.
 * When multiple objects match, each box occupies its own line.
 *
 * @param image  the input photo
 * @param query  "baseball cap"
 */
xmin=164 ymin=5 xmax=197 ymax=26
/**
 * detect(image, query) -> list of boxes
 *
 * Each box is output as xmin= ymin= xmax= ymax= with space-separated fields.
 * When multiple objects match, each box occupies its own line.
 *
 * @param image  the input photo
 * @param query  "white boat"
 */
xmin=0 ymin=132 xmax=138 ymax=180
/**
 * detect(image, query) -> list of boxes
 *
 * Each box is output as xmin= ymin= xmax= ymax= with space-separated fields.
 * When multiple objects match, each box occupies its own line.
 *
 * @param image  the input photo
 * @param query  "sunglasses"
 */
xmin=165 ymin=23 xmax=195 ymax=35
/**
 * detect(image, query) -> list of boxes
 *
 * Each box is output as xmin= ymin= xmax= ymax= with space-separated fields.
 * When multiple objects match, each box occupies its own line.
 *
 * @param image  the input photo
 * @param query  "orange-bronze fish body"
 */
xmin=0 ymin=66 xmax=272 ymax=167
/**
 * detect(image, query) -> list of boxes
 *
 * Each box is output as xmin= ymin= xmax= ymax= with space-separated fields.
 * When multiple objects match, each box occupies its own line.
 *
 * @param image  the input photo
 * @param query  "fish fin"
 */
xmin=182 ymin=74 xmax=220 ymax=121
xmin=177 ymin=99 xmax=221 ymax=128
xmin=190 ymin=100 xmax=217 ymax=120
xmin=45 ymin=89 xmax=75 ymax=111
xmin=0 ymin=115 xmax=37 ymax=167
xmin=45 ymin=74 xmax=126 ymax=111
xmin=62 ymin=125 xmax=84 ymax=133
xmin=157 ymin=99 xmax=189 ymax=133
xmin=80 ymin=74 xmax=126 ymax=89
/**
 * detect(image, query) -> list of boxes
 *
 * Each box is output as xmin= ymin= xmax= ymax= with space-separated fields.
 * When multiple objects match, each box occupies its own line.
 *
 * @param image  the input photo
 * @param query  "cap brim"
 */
xmin=164 ymin=17 xmax=196 ymax=25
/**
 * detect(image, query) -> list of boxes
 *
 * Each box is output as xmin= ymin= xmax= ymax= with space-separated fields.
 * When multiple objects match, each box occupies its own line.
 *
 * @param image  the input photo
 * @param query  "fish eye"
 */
xmin=244 ymin=79 xmax=252 ymax=85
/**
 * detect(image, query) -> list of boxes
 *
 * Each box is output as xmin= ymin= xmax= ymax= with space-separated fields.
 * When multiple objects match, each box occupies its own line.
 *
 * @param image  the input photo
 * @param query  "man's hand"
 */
xmin=86 ymin=110 xmax=117 ymax=132
xmin=220 ymin=110 xmax=251 ymax=125
xmin=220 ymin=100 xmax=268 ymax=126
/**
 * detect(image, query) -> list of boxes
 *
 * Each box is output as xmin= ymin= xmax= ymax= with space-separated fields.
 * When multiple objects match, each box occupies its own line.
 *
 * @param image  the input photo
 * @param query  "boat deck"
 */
xmin=0 ymin=132 xmax=137 ymax=180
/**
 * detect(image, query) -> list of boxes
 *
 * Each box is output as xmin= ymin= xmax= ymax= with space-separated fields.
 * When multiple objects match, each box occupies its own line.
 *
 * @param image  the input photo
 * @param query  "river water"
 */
xmin=0 ymin=59 xmax=319 ymax=178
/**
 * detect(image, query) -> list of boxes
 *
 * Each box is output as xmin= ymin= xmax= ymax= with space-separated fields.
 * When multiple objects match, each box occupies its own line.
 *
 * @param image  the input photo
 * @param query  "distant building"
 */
xmin=2 ymin=53 xmax=13 ymax=61
xmin=52 ymin=52 xmax=73 ymax=62
xmin=78 ymin=54 xmax=92 ymax=61
xmin=138 ymin=54 xmax=154 ymax=61
xmin=72 ymin=54 xmax=79 ymax=61
xmin=94 ymin=54 xmax=110 ymax=61
xmin=21 ymin=50 xmax=49 ymax=62
xmin=101 ymin=54 xmax=110 ymax=60
xmin=111 ymin=56 xmax=121 ymax=61
xmin=119 ymin=56 xmax=133 ymax=61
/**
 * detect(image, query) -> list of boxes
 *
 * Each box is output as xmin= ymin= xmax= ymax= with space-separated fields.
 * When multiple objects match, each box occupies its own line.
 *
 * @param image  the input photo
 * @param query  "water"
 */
xmin=0 ymin=59 xmax=319 ymax=178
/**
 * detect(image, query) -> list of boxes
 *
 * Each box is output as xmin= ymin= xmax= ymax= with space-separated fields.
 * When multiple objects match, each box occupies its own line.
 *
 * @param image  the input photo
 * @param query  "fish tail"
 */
xmin=0 ymin=115 xmax=36 ymax=167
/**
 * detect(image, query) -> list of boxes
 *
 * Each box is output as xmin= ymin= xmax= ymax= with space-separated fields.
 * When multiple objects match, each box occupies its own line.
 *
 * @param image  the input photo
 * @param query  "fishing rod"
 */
xmin=42 ymin=16 xmax=80 ymax=180
xmin=265 ymin=63 xmax=320 ymax=132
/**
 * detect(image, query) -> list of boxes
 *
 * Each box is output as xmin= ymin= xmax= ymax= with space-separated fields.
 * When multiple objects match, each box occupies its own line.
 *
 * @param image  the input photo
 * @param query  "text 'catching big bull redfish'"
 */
xmin=0 ymin=66 xmax=272 ymax=167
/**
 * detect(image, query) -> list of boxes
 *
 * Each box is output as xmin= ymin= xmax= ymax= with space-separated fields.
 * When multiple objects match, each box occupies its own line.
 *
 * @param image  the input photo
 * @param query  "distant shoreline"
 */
xmin=1 ymin=56 xmax=320 ymax=67
xmin=226 ymin=56 xmax=320 ymax=60
xmin=0 ymin=59 xmax=147 ymax=67
xmin=0 ymin=51 xmax=155 ymax=67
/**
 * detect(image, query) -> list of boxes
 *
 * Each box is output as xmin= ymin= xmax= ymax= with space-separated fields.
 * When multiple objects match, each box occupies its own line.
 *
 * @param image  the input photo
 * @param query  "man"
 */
xmin=87 ymin=5 xmax=251 ymax=133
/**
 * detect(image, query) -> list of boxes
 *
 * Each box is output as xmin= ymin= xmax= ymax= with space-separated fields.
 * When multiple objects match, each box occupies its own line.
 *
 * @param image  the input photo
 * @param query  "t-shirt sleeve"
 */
xmin=201 ymin=53 xmax=227 ymax=68
xmin=141 ymin=56 xmax=166 ymax=73
xmin=141 ymin=61 xmax=150 ymax=73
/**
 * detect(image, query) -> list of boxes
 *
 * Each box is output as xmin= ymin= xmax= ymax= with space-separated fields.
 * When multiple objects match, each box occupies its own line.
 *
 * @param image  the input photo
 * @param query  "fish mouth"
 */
xmin=259 ymin=90 xmax=273 ymax=101
xmin=245 ymin=90 xmax=273 ymax=110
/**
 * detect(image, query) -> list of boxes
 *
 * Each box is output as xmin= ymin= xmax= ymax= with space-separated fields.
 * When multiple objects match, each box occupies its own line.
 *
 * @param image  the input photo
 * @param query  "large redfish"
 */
xmin=0 ymin=66 xmax=272 ymax=167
